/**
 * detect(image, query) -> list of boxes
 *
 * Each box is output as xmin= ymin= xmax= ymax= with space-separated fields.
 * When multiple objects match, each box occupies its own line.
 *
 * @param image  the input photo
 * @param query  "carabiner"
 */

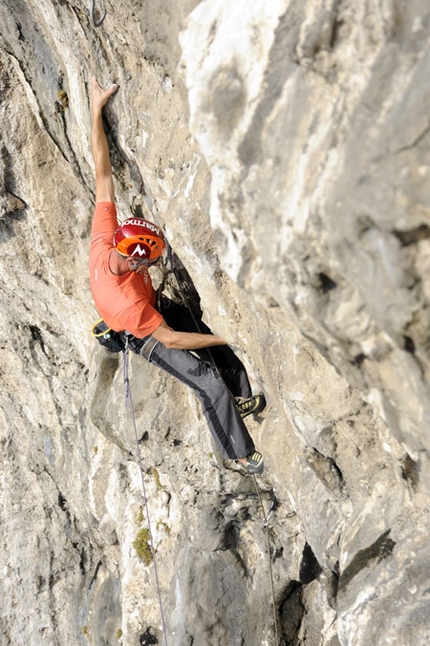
xmin=91 ymin=0 xmax=107 ymax=27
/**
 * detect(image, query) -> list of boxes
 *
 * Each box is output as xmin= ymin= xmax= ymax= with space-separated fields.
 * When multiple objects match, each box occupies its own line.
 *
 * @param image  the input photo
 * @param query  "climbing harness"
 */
xmin=252 ymin=476 xmax=280 ymax=645
xmin=90 ymin=0 xmax=107 ymax=27
xmin=122 ymin=338 xmax=170 ymax=646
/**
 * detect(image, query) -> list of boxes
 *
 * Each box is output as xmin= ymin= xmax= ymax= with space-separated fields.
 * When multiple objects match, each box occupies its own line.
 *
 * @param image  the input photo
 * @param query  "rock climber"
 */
xmin=89 ymin=77 xmax=266 ymax=474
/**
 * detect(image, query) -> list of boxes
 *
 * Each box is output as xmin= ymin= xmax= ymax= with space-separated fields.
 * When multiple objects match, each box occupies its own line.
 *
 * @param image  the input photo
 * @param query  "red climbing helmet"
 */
xmin=113 ymin=218 xmax=166 ymax=260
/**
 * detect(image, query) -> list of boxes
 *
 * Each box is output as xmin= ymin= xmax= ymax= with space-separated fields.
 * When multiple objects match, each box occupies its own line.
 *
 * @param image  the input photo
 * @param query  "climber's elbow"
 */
xmin=151 ymin=321 xmax=178 ymax=348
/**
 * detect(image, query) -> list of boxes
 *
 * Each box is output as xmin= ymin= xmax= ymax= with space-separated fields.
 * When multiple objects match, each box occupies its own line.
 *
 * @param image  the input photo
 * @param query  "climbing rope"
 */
xmin=122 ymin=339 xmax=170 ymax=646
xmin=90 ymin=0 xmax=107 ymax=27
xmin=252 ymin=476 xmax=280 ymax=645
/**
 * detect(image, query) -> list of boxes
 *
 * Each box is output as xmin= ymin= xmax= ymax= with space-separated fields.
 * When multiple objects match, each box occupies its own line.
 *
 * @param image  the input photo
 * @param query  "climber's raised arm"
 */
xmin=90 ymin=76 xmax=118 ymax=203
xmin=88 ymin=75 xmax=265 ymax=476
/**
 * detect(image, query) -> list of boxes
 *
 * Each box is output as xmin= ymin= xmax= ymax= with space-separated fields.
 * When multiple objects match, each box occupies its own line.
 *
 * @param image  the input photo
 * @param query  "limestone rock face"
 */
xmin=1 ymin=1 xmax=430 ymax=645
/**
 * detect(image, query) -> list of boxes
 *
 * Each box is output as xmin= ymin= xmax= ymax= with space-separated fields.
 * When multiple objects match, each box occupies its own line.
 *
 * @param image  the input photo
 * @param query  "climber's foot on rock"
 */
xmin=236 ymin=393 xmax=267 ymax=419
xmin=238 ymin=451 xmax=264 ymax=475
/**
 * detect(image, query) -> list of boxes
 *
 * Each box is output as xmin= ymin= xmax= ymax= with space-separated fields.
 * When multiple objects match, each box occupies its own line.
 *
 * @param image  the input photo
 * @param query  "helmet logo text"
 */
xmin=130 ymin=244 xmax=149 ymax=257
xmin=122 ymin=219 xmax=162 ymax=236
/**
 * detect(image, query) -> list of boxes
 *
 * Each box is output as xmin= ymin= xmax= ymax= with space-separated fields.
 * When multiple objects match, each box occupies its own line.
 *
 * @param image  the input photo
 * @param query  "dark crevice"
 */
xmin=89 ymin=560 xmax=102 ymax=589
xmin=16 ymin=20 xmax=25 ymax=42
xmin=403 ymin=335 xmax=415 ymax=355
xmin=223 ymin=521 xmax=240 ymax=550
xmin=393 ymin=224 xmax=430 ymax=246
xmin=329 ymin=561 xmax=340 ymax=600
xmin=165 ymin=253 xmax=203 ymax=319
xmin=318 ymin=272 xmax=337 ymax=293
xmin=79 ymin=547 xmax=87 ymax=575
xmin=279 ymin=543 xmax=323 ymax=643
xmin=139 ymin=627 xmax=159 ymax=645
xmin=299 ymin=542 xmax=322 ymax=584
xmin=280 ymin=581 xmax=305 ymax=645
xmin=401 ymin=453 xmax=419 ymax=490
xmin=28 ymin=324 xmax=48 ymax=356
xmin=58 ymin=492 xmax=67 ymax=513
xmin=352 ymin=353 xmax=366 ymax=367
xmin=339 ymin=530 xmax=396 ymax=593
xmin=329 ymin=18 xmax=345 ymax=49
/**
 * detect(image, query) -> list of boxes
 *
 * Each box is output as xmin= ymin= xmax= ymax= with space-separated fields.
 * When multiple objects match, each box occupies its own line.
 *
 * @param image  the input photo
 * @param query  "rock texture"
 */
xmin=1 ymin=1 xmax=430 ymax=645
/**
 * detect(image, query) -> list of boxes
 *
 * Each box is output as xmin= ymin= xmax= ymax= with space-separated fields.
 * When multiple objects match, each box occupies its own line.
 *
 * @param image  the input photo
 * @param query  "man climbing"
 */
xmin=89 ymin=77 xmax=266 ymax=474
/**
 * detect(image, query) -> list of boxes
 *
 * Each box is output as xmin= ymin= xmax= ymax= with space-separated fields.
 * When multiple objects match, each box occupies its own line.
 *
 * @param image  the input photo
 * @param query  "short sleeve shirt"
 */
xmin=89 ymin=202 xmax=163 ymax=337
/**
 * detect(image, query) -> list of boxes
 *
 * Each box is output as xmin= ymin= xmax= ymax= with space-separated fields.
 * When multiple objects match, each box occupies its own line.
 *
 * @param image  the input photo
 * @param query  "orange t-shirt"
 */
xmin=89 ymin=202 xmax=163 ymax=338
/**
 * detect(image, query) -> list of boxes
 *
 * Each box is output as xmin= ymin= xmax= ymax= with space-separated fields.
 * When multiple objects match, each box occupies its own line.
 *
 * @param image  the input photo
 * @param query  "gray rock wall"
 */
xmin=1 ymin=1 xmax=429 ymax=645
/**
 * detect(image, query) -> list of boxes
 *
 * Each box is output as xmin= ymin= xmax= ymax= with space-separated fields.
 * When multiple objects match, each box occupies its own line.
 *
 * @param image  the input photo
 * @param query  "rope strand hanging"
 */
xmin=122 ymin=340 xmax=170 ymax=646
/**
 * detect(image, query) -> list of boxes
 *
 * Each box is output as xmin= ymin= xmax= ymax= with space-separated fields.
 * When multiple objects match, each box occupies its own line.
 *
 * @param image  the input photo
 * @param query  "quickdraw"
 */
xmin=252 ymin=476 xmax=280 ymax=644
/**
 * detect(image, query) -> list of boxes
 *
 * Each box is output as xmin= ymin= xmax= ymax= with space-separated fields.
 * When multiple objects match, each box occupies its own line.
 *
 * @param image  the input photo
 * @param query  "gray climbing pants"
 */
xmin=139 ymin=338 xmax=255 ymax=460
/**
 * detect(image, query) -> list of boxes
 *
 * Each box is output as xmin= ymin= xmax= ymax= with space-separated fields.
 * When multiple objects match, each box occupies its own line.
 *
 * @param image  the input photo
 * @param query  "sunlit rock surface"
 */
xmin=1 ymin=1 xmax=430 ymax=644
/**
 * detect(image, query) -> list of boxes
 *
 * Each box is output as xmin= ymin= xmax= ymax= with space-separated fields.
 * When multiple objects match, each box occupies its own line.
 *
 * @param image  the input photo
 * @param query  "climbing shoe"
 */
xmin=242 ymin=451 xmax=264 ymax=475
xmin=236 ymin=394 xmax=266 ymax=419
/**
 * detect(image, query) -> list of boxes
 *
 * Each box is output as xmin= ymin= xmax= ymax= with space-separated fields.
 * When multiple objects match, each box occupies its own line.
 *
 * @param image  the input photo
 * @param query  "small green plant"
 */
xmin=116 ymin=628 xmax=123 ymax=639
xmin=150 ymin=466 xmax=164 ymax=490
xmin=133 ymin=528 xmax=153 ymax=565
xmin=82 ymin=625 xmax=88 ymax=635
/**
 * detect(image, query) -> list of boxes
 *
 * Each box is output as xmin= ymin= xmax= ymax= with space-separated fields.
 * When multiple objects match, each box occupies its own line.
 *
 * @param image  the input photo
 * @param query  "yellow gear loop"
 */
xmin=91 ymin=318 xmax=112 ymax=338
